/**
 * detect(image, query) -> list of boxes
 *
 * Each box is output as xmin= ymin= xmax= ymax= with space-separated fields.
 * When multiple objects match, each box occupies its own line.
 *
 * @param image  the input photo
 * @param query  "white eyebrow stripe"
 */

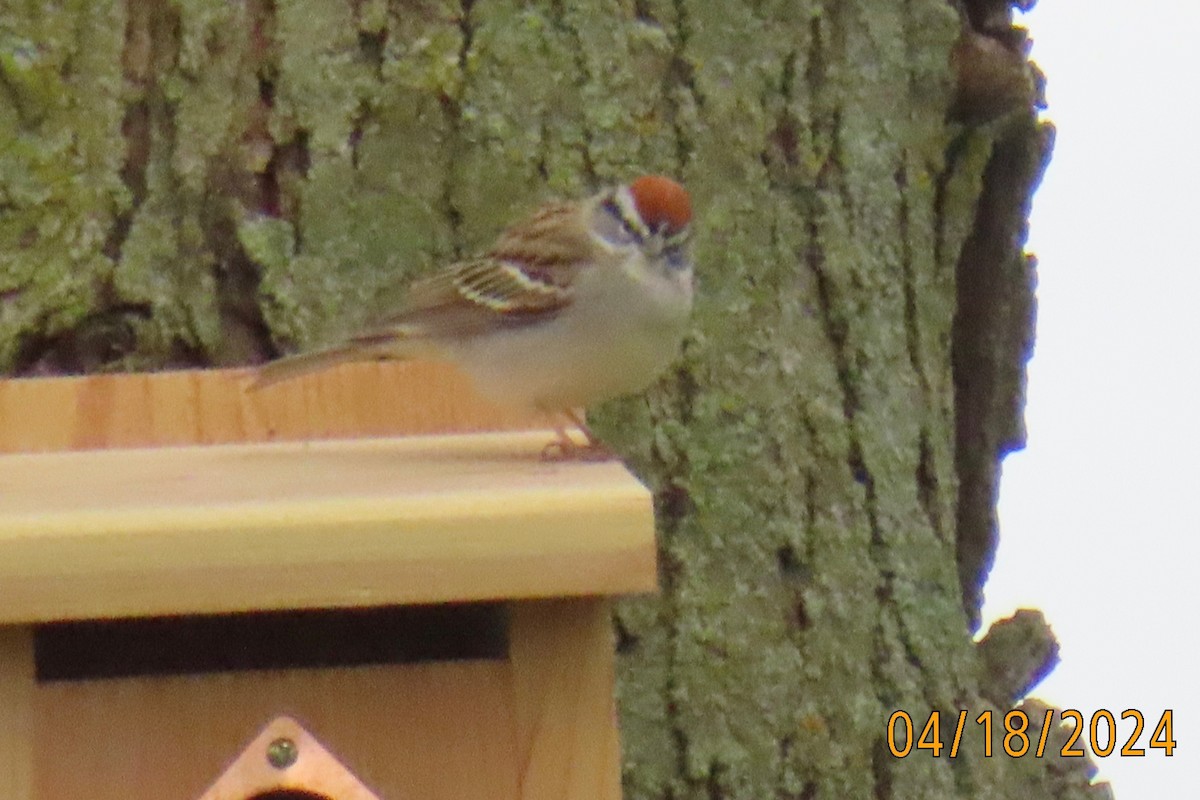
xmin=610 ymin=187 xmax=651 ymax=239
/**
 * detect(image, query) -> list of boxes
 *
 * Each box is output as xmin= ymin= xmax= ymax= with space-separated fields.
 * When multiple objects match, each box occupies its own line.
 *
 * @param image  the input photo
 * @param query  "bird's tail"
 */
xmin=248 ymin=332 xmax=414 ymax=392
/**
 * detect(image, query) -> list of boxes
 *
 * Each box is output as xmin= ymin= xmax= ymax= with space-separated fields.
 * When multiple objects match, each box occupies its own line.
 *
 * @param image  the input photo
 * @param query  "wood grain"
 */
xmin=0 ymin=629 xmax=33 ymax=800
xmin=34 ymin=660 xmax=521 ymax=800
xmin=31 ymin=600 xmax=623 ymax=800
xmin=0 ymin=361 xmax=540 ymax=454
xmin=511 ymin=600 xmax=621 ymax=800
xmin=0 ymin=432 xmax=657 ymax=623
xmin=4 ymin=366 xmax=643 ymax=800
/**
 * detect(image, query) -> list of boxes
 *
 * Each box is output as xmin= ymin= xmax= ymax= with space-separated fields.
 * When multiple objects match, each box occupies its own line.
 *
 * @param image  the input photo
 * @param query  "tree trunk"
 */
xmin=0 ymin=0 xmax=1107 ymax=798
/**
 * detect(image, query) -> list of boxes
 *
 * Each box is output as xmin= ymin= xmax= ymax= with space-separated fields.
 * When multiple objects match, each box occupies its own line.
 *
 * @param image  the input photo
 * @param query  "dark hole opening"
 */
xmin=35 ymin=602 xmax=508 ymax=682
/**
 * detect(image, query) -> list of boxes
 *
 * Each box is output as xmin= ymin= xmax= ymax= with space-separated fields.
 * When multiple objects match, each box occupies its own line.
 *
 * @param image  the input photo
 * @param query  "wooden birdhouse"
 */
xmin=0 ymin=363 xmax=657 ymax=800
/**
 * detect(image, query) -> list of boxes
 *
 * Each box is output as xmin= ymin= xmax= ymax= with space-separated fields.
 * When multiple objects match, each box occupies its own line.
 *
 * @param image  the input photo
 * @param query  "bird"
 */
xmin=249 ymin=174 xmax=695 ymax=459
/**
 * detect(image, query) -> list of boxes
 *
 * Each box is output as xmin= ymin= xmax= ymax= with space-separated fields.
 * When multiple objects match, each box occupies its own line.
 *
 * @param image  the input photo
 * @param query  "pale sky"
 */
xmin=981 ymin=3 xmax=1199 ymax=798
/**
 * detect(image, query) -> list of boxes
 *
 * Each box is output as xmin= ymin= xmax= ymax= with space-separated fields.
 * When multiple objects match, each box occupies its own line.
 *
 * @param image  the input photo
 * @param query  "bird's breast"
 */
xmin=449 ymin=260 xmax=692 ymax=411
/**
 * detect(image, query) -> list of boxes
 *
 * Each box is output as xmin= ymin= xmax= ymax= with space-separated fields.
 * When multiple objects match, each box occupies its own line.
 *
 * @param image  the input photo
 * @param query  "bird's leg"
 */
xmin=562 ymin=407 xmax=606 ymax=449
xmin=540 ymin=408 xmax=616 ymax=461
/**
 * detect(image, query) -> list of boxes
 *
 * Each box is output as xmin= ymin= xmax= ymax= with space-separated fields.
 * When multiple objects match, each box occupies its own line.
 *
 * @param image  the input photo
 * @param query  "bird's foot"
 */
xmin=540 ymin=412 xmax=617 ymax=462
xmin=540 ymin=434 xmax=617 ymax=462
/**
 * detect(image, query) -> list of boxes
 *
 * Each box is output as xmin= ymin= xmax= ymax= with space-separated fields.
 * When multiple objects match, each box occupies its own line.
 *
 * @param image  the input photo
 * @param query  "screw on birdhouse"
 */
xmin=266 ymin=736 xmax=298 ymax=769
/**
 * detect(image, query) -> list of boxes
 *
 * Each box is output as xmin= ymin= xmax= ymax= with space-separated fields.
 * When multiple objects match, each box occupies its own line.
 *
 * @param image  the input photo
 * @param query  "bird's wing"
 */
xmin=376 ymin=200 xmax=597 ymax=339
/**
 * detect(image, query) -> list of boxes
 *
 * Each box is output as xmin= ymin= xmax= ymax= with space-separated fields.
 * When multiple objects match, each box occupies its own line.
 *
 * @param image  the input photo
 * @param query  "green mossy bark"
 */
xmin=0 ymin=1 xmax=1102 ymax=798
xmin=1 ymin=0 xmax=127 ymax=367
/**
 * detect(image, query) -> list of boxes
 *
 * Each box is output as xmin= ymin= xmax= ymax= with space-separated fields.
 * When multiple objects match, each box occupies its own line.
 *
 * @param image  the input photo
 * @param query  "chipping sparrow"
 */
xmin=250 ymin=175 xmax=694 ymax=459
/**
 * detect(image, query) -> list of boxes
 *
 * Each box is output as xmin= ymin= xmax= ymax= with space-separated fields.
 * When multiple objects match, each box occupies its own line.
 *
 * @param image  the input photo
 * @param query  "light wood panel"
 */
xmin=0 ymin=361 xmax=539 ymax=454
xmin=34 ymin=660 xmax=521 ymax=800
xmin=510 ymin=600 xmax=621 ymax=800
xmin=0 ymin=628 xmax=33 ymax=800
xmin=3 ymin=365 xmax=643 ymax=800
xmin=31 ymin=599 xmax=624 ymax=800
xmin=0 ymin=431 xmax=657 ymax=623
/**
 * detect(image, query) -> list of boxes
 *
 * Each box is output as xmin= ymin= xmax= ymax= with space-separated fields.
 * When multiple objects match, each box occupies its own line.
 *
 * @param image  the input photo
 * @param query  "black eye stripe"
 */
xmin=601 ymin=198 xmax=623 ymax=222
xmin=602 ymin=197 xmax=642 ymax=240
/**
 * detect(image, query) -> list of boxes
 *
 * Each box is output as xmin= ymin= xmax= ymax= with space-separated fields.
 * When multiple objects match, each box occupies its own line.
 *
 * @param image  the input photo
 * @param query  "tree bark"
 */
xmin=0 ymin=0 xmax=1108 ymax=798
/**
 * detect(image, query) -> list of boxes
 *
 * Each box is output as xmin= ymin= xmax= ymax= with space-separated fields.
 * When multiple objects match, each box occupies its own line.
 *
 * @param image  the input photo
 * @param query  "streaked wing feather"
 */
xmin=252 ymin=192 xmax=613 ymax=388
xmin=363 ymin=258 xmax=569 ymax=340
xmin=451 ymin=259 xmax=569 ymax=312
xmin=371 ymin=199 xmax=598 ymax=339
